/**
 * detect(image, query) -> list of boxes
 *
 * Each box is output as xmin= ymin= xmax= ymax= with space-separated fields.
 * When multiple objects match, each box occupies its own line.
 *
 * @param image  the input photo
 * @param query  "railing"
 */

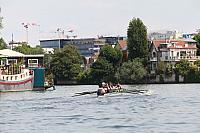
xmin=28 ymin=64 xmax=39 ymax=68
xmin=150 ymin=57 xmax=157 ymax=61
xmin=150 ymin=56 xmax=200 ymax=62
xmin=170 ymin=56 xmax=200 ymax=60
xmin=0 ymin=69 xmax=31 ymax=81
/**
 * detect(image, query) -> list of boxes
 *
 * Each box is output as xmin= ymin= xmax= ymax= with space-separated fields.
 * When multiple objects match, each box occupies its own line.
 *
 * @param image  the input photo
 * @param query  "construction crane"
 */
xmin=0 ymin=7 xmax=3 ymax=29
xmin=21 ymin=22 xmax=40 ymax=44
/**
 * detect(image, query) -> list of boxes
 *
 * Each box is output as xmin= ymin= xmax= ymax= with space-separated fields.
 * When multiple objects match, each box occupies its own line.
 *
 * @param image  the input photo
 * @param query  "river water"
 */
xmin=1 ymin=84 xmax=200 ymax=133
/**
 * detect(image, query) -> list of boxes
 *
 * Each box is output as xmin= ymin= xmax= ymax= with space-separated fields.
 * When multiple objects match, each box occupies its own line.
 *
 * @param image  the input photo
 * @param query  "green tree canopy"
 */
xmin=157 ymin=61 xmax=165 ymax=74
xmin=0 ymin=38 xmax=7 ymax=50
xmin=99 ymin=45 xmax=122 ymax=67
xmin=119 ymin=59 xmax=147 ymax=84
xmin=50 ymin=45 xmax=82 ymax=80
xmin=127 ymin=18 xmax=148 ymax=61
xmin=14 ymin=43 xmax=44 ymax=54
xmin=90 ymin=58 xmax=115 ymax=83
xmin=194 ymin=59 xmax=200 ymax=67
xmin=88 ymin=44 xmax=123 ymax=84
xmin=175 ymin=59 xmax=191 ymax=77
xmin=193 ymin=33 xmax=200 ymax=55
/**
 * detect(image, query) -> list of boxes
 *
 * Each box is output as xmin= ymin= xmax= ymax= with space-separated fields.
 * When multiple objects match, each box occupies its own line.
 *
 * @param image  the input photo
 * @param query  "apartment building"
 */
xmin=149 ymin=39 xmax=198 ymax=74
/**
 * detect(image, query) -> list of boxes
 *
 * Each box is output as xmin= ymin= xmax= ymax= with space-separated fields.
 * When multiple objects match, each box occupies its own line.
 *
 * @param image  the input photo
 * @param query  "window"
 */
xmin=180 ymin=51 xmax=186 ymax=56
xmin=8 ymin=59 xmax=17 ymax=65
xmin=28 ymin=59 xmax=38 ymax=68
xmin=177 ymin=52 xmax=179 ymax=57
xmin=153 ymin=52 xmax=156 ymax=58
xmin=171 ymin=51 xmax=174 ymax=57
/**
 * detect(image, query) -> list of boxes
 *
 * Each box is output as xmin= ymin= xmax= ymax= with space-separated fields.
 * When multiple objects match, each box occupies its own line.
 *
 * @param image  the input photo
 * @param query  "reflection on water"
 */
xmin=1 ymin=84 xmax=200 ymax=133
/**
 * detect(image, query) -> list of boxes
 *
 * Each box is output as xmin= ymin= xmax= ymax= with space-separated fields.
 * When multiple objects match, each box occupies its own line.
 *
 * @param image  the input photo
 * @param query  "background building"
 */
xmin=40 ymin=38 xmax=95 ymax=57
xmin=40 ymin=36 xmax=126 ymax=57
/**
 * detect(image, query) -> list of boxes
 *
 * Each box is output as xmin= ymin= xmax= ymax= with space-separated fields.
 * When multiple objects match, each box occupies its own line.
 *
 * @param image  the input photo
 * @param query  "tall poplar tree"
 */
xmin=127 ymin=18 xmax=148 ymax=61
xmin=193 ymin=33 xmax=200 ymax=55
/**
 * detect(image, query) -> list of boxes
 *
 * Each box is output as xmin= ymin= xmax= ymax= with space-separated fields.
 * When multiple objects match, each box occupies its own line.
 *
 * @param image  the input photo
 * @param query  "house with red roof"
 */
xmin=149 ymin=39 xmax=199 ymax=74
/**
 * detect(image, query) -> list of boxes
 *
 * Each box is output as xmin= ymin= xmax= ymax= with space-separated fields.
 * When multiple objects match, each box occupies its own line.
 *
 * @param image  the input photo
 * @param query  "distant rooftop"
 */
xmin=0 ymin=49 xmax=44 ymax=57
xmin=0 ymin=49 xmax=24 ymax=57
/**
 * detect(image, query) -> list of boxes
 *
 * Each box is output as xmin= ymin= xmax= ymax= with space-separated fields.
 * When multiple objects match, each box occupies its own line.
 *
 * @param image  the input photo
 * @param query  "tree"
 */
xmin=119 ymin=59 xmax=147 ymax=84
xmin=194 ymin=59 xmax=200 ymax=68
xmin=99 ymin=45 xmax=122 ymax=67
xmin=193 ymin=33 xmax=200 ymax=55
xmin=0 ymin=38 xmax=7 ymax=49
xmin=77 ymin=69 xmax=93 ymax=84
xmin=50 ymin=45 xmax=82 ymax=80
xmin=174 ymin=60 xmax=191 ymax=79
xmin=157 ymin=61 xmax=165 ymax=74
xmin=127 ymin=18 xmax=148 ymax=61
xmin=90 ymin=58 xmax=115 ymax=83
xmin=88 ymin=45 xmax=123 ymax=84
xmin=14 ymin=43 xmax=44 ymax=54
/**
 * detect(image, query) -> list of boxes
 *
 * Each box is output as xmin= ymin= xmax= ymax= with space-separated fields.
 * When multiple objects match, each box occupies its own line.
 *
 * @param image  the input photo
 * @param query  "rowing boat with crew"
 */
xmin=73 ymin=82 xmax=148 ymax=97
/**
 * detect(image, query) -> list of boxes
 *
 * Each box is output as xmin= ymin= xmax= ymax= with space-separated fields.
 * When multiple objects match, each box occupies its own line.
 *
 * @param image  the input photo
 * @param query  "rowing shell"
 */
xmin=72 ymin=88 xmax=148 ymax=97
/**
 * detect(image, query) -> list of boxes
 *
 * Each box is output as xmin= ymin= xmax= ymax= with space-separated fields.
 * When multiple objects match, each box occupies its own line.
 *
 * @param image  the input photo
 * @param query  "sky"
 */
xmin=0 ymin=0 xmax=200 ymax=46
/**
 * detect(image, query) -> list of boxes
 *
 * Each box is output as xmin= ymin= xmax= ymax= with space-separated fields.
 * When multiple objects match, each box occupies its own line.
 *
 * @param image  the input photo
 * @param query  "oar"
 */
xmin=72 ymin=91 xmax=97 ymax=97
xmin=125 ymin=89 xmax=148 ymax=93
xmin=75 ymin=91 xmax=97 ymax=95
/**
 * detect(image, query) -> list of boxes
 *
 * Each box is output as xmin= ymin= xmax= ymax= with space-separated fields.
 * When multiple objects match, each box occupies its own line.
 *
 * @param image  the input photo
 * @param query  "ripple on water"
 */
xmin=1 ymin=85 xmax=200 ymax=133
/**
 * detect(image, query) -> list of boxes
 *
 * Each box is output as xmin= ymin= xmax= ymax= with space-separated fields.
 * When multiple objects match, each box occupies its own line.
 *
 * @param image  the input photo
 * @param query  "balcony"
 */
xmin=150 ymin=56 xmax=200 ymax=62
xmin=150 ymin=57 xmax=157 ymax=62
xmin=169 ymin=56 xmax=200 ymax=61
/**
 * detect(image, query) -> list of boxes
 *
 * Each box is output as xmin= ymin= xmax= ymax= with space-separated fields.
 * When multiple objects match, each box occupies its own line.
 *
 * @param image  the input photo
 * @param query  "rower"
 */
xmin=97 ymin=82 xmax=106 ymax=96
xmin=117 ymin=83 xmax=122 ymax=89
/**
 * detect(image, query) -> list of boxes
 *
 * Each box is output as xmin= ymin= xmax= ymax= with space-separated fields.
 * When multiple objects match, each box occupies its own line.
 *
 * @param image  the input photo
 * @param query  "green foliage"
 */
xmin=165 ymin=63 xmax=173 ymax=76
xmin=77 ymin=70 xmax=93 ymax=84
xmin=194 ymin=59 xmax=200 ymax=67
xmin=99 ymin=45 xmax=122 ymax=67
xmin=50 ymin=45 xmax=82 ymax=80
xmin=14 ymin=43 xmax=44 ymax=54
xmin=175 ymin=60 xmax=200 ymax=83
xmin=90 ymin=58 xmax=115 ymax=83
xmin=119 ymin=59 xmax=147 ymax=84
xmin=159 ymin=74 xmax=164 ymax=83
xmin=0 ymin=38 xmax=7 ymax=50
xmin=156 ymin=62 xmax=173 ymax=76
xmin=127 ymin=18 xmax=148 ymax=61
xmin=185 ymin=65 xmax=200 ymax=83
xmin=175 ymin=60 xmax=191 ymax=77
xmin=157 ymin=61 xmax=165 ymax=74
xmin=87 ymin=45 xmax=123 ymax=84
xmin=193 ymin=33 xmax=200 ymax=55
